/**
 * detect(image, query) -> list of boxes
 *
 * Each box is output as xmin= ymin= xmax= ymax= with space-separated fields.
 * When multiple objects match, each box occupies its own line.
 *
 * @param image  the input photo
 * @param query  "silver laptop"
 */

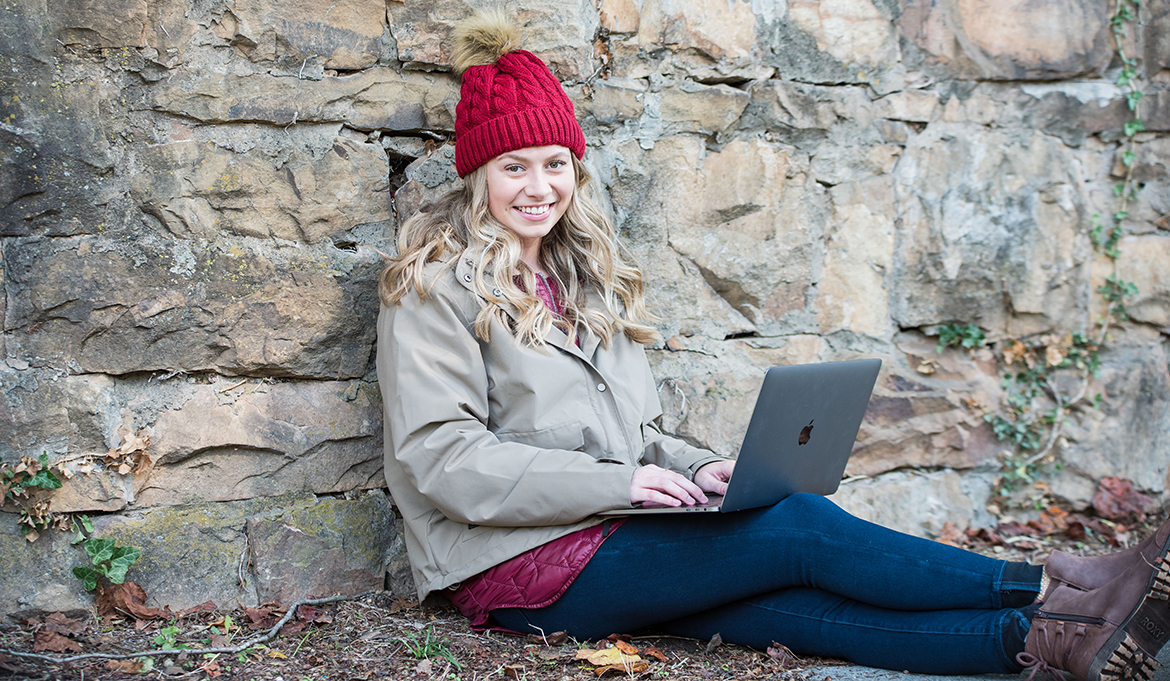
xmin=600 ymin=358 xmax=881 ymax=515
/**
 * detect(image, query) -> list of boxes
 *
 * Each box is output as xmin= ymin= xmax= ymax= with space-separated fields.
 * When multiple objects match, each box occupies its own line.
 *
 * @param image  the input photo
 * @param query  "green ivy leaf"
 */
xmin=73 ymin=566 xmax=100 ymax=592
xmin=105 ymin=546 xmax=143 ymax=584
xmin=86 ymin=537 xmax=116 ymax=567
xmin=23 ymin=468 xmax=62 ymax=491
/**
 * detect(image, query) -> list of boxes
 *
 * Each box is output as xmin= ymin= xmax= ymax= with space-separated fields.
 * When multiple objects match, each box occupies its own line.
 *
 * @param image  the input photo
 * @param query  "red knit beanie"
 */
xmin=452 ymin=14 xmax=586 ymax=178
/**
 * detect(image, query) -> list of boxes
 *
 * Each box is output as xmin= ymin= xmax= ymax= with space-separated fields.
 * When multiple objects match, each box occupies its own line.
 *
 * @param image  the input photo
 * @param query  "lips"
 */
xmin=513 ymin=203 xmax=553 ymax=220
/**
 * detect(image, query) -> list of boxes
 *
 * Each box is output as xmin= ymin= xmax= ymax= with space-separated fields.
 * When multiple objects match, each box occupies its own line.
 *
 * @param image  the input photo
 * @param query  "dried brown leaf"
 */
xmin=642 ymin=646 xmax=668 ymax=662
xmin=243 ymin=606 xmax=276 ymax=628
xmin=177 ymin=600 xmax=217 ymax=618
xmin=612 ymin=639 xmax=639 ymax=655
xmin=938 ymin=521 xmax=963 ymax=547
xmin=1003 ymin=340 xmax=1027 ymax=366
xmin=96 ymin=581 xmax=167 ymax=620
xmin=32 ymin=631 xmax=83 ymax=653
xmin=106 ymin=659 xmax=145 ymax=673
xmin=594 ymin=660 xmax=649 ymax=676
xmin=585 ymin=648 xmax=641 ymax=666
xmin=1093 ymin=477 xmax=1153 ymax=521
xmin=43 ymin=612 xmax=87 ymax=636
xmin=766 ymin=641 xmax=801 ymax=669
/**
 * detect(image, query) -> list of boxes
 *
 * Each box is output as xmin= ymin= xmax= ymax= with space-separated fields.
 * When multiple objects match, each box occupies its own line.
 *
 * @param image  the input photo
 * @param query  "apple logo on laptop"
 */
xmin=798 ymin=419 xmax=814 ymax=445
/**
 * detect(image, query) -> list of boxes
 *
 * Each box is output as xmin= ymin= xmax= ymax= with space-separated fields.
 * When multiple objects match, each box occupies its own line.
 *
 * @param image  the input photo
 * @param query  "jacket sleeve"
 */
xmin=634 ymin=354 xmax=730 ymax=479
xmin=640 ymin=420 xmax=729 ymax=480
xmin=378 ymin=277 xmax=634 ymax=527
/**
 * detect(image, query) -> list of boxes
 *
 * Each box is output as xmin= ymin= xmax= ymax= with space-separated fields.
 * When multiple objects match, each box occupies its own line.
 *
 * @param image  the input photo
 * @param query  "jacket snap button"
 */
xmin=597 ymin=383 xmax=607 ymax=392
xmin=492 ymin=288 xmax=502 ymax=296
xmin=465 ymin=259 xmax=473 ymax=266
xmin=463 ymin=273 xmax=473 ymax=282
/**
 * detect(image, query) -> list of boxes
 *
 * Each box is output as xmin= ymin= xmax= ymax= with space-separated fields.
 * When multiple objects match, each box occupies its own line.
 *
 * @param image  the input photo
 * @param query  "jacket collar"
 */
xmin=453 ymin=247 xmax=602 ymax=363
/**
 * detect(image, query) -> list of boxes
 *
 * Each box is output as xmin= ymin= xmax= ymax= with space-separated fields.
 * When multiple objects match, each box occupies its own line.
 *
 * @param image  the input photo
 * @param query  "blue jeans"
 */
xmin=492 ymin=494 xmax=1038 ymax=675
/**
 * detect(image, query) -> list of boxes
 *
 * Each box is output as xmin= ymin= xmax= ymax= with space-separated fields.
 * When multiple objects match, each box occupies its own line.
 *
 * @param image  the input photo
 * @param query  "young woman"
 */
xmin=377 ymin=10 xmax=1170 ymax=680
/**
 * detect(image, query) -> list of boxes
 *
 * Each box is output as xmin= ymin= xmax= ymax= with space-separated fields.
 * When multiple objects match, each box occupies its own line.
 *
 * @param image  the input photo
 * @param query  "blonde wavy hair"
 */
xmin=379 ymin=156 xmax=659 ymax=348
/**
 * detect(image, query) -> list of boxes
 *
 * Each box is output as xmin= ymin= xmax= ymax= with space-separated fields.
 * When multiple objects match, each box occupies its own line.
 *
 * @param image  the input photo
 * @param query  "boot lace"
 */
xmin=1017 ymin=653 xmax=1067 ymax=681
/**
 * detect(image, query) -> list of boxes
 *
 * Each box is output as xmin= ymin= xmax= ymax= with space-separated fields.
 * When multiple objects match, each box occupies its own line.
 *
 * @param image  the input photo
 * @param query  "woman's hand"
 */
xmin=694 ymin=460 xmax=735 ymax=496
xmin=630 ymin=464 xmax=708 ymax=507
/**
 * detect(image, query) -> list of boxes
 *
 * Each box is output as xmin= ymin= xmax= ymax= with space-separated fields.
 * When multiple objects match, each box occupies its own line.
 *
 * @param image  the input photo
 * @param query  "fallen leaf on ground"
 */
xmin=96 ymin=581 xmax=167 ymax=620
xmin=705 ymin=632 xmax=723 ymax=653
xmin=243 ymin=606 xmax=278 ymax=629
xmin=267 ymin=649 xmax=288 ymax=659
xmin=178 ymin=601 xmax=217 ymax=618
xmin=415 ymin=658 xmax=433 ymax=677
xmin=32 ymin=631 xmax=83 ymax=653
xmin=642 ymin=646 xmax=668 ymax=662
xmin=612 ymin=639 xmax=639 ymax=655
xmin=1094 ymin=477 xmax=1153 ymax=521
xmin=297 ymin=604 xmax=333 ymax=623
xmin=938 ymin=522 xmax=962 ymax=547
xmin=503 ymin=664 xmax=522 ymax=679
xmin=106 ymin=659 xmax=146 ymax=673
xmin=281 ymin=621 xmax=306 ymax=636
xmin=594 ymin=660 xmax=649 ymax=676
xmin=525 ymin=630 xmax=569 ymax=646
xmin=578 ymin=647 xmax=642 ymax=667
xmin=43 ymin=612 xmax=87 ymax=636
xmin=767 ymin=641 xmax=801 ymax=669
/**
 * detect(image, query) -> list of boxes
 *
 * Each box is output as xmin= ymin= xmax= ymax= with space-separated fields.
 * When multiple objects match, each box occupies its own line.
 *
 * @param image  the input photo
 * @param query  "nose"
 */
xmin=525 ymin=169 xmax=551 ymax=198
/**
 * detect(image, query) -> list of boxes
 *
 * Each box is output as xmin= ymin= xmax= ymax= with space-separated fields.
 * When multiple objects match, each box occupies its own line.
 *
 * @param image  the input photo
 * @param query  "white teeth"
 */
xmin=516 ymin=204 xmax=550 ymax=215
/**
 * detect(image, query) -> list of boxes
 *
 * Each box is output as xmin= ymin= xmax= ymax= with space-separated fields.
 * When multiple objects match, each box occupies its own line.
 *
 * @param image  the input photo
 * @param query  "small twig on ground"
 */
xmin=0 ymin=591 xmax=374 ymax=665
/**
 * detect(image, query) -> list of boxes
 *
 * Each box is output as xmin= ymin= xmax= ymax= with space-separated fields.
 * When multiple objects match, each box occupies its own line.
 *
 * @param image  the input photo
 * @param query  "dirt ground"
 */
xmin=1 ymin=509 xmax=1164 ymax=681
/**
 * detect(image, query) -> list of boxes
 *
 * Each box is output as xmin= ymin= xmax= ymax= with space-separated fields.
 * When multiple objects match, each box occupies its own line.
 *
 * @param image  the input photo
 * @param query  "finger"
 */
xmin=697 ymin=472 xmax=728 ymax=496
xmin=633 ymin=485 xmax=682 ymax=507
xmin=658 ymin=477 xmax=707 ymax=505
xmin=647 ymin=490 xmax=683 ymax=507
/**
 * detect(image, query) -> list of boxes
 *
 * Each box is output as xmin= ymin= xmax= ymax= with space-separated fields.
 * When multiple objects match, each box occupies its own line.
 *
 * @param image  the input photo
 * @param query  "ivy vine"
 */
xmin=939 ymin=0 xmax=1145 ymax=497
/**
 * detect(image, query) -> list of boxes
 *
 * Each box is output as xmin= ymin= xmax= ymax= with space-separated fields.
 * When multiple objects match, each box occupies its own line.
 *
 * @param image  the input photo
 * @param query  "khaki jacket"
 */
xmin=377 ymin=248 xmax=724 ymax=600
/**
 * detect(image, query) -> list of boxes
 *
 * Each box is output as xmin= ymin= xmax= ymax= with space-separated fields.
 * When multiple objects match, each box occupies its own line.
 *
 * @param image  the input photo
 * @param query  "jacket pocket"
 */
xmin=495 ymin=421 xmax=586 ymax=452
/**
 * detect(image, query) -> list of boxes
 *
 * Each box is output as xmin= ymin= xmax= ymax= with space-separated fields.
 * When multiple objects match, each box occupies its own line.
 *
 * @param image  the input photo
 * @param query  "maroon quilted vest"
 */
xmin=447 ymin=519 xmax=625 ymax=630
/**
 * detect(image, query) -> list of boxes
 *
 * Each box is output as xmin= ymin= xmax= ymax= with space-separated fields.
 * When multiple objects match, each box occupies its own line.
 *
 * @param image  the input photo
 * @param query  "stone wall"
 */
xmin=1 ymin=0 xmax=1168 ymax=614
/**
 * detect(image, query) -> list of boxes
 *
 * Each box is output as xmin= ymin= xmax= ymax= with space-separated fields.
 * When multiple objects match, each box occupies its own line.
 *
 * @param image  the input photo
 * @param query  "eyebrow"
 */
xmin=498 ymin=151 xmax=571 ymax=163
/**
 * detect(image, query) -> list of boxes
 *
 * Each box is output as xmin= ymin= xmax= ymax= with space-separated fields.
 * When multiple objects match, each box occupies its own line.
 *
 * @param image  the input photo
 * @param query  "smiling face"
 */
xmin=483 ymin=145 xmax=576 ymax=269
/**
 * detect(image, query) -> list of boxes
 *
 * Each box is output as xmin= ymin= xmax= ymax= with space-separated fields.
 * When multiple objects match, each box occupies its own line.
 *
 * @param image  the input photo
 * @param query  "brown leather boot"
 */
xmin=1021 ymin=548 xmax=1170 ymax=681
xmin=1044 ymin=516 xmax=1170 ymax=597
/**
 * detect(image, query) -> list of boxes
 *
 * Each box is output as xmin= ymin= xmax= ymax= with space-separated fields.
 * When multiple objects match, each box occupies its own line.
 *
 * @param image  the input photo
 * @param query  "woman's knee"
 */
xmin=774 ymin=492 xmax=844 ymax=521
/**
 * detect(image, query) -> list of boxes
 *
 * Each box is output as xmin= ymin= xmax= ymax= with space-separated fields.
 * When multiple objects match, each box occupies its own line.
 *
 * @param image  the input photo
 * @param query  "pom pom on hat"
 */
xmin=451 ymin=8 xmax=522 ymax=75
xmin=453 ymin=9 xmax=586 ymax=177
